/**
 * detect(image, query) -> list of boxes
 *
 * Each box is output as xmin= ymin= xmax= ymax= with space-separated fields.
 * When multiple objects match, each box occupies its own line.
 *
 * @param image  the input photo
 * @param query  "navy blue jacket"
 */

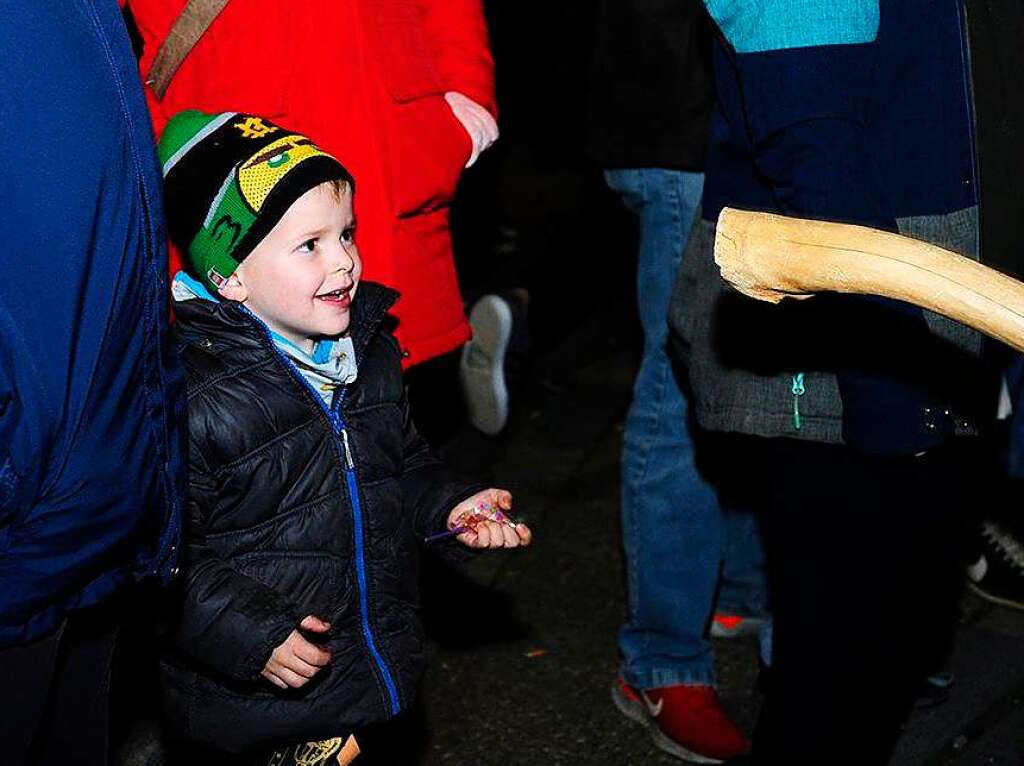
xmin=0 ymin=0 xmax=186 ymax=646
xmin=694 ymin=0 xmax=982 ymax=454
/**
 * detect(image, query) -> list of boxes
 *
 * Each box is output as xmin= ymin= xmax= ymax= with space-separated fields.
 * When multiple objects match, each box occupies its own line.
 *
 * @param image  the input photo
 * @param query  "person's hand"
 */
xmin=446 ymin=489 xmax=532 ymax=548
xmin=444 ymin=92 xmax=499 ymax=168
xmin=262 ymin=615 xmax=332 ymax=689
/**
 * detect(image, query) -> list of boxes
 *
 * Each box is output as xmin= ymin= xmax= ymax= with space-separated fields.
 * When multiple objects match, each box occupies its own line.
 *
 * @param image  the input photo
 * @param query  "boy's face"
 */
xmin=220 ymin=182 xmax=361 ymax=353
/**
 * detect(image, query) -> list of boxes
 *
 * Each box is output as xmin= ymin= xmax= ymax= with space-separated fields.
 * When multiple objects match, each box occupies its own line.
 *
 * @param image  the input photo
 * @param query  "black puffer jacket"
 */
xmin=160 ymin=282 xmax=480 ymax=753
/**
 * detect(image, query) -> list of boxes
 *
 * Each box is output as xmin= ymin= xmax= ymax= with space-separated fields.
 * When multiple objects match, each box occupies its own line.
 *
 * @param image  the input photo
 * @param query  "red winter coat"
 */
xmin=128 ymin=0 xmax=496 ymax=366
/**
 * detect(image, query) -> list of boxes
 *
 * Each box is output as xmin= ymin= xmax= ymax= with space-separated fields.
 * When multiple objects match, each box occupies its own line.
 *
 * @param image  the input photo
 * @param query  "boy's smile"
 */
xmin=219 ymin=182 xmax=361 ymax=353
xmin=315 ymin=285 xmax=353 ymax=309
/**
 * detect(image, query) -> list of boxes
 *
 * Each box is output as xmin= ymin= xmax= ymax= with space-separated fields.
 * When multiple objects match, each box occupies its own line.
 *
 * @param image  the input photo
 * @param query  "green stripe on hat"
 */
xmin=158 ymin=110 xmax=236 ymax=173
xmin=188 ymin=179 xmax=256 ymax=288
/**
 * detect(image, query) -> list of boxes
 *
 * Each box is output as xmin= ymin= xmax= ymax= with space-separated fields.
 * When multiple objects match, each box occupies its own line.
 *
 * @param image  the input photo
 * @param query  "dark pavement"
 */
xmin=412 ymin=308 xmax=1024 ymax=766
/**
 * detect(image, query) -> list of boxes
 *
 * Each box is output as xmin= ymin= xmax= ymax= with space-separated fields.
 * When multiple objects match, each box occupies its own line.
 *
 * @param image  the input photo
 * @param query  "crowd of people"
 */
xmin=3 ymin=1 xmax=1024 ymax=765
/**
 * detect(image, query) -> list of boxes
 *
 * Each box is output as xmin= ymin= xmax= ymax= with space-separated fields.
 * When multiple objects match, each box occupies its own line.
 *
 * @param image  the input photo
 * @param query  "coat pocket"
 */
xmin=387 ymin=99 xmax=471 ymax=216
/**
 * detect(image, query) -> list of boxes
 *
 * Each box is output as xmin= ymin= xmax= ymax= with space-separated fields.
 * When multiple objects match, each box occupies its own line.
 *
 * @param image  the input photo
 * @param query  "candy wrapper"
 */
xmin=423 ymin=501 xmax=519 ymax=543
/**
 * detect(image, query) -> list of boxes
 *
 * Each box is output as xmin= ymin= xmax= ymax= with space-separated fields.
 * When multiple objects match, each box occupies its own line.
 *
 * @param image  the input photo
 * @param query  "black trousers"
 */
xmin=753 ymin=439 xmax=972 ymax=764
xmin=0 ymin=605 xmax=120 ymax=766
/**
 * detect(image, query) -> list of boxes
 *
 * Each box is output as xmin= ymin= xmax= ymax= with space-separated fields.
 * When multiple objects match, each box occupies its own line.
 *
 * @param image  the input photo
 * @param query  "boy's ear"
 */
xmin=218 ymin=272 xmax=248 ymax=302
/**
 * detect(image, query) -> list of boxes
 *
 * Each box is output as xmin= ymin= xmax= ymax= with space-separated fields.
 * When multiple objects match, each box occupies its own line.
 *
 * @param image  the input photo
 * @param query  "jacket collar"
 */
xmin=173 ymin=273 xmax=399 ymax=364
xmin=346 ymin=281 xmax=401 ymax=363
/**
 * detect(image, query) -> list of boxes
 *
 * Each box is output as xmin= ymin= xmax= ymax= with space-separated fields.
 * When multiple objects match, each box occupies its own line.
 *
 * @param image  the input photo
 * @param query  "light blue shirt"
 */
xmin=172 ymin=272 xmax=358 ymax=405
xmin=704 ymin=0 xmax=878 ymax=53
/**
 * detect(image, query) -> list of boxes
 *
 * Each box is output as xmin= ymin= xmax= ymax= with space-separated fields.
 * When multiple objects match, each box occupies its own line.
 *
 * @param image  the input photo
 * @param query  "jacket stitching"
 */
xmin=346 ymin=402 xmax=403 ymax=416
xmin=210 ymin=416 xmax=323 ymax=475
xmin=204 ymin=489 xmax=346 ymax=541
xmin=186 ymin=358 xmax=278 ymax=398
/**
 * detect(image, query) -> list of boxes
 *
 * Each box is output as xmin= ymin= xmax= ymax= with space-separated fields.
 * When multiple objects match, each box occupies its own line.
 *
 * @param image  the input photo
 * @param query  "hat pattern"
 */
xmin=159 ymin=111 xmax=353 ymax=291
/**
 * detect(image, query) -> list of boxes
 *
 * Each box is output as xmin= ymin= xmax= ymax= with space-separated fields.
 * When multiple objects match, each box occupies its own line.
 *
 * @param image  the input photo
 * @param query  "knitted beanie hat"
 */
xmin=158 ymin=111 xmax=354 ymax=292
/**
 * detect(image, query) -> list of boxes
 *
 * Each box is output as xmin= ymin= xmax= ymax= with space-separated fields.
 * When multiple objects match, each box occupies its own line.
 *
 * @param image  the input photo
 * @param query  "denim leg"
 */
xmin=709 ymin=435 xmax=772 ymax=662
xmin=718 ymin=508 xmax=769 ymax=619
xmin=606 ymin=168 xmax=717 ymax=689
xmin=721 ymin=509 xmax=773 ymax=665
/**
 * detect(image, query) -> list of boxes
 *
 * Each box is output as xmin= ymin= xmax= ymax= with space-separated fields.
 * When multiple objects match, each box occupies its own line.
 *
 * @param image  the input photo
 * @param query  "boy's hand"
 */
xmin=262 ymin=615 xmax=332 ymax=689
xmin=444 ymin=92 xmax=498 ymax=168
xmin=446 ymin=489 xmax=532 ymax=549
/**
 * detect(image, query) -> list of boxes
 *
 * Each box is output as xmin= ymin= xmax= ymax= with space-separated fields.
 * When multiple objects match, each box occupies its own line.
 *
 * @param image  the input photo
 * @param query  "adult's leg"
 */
xmin=756 ymin=439 xmax=967 ymax=763
xmin=0 ymin=623 xmax=65 ymax=765
xmin=718 ymin=497 xmax=772 ymax=666
xmin=714 ymin=436 xmax=770 ymax=624
xmin=34 ymin=605 xmax=120 ymax=766
xmin=718 ymin=509 xmax=768 ymax=619
xmin=606 ymin=167 xmax=718 ymax=688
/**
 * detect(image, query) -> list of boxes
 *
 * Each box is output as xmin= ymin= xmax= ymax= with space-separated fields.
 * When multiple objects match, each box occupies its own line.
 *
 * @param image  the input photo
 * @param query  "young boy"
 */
xmin=156 ymin=111 xmax=531 ymax=762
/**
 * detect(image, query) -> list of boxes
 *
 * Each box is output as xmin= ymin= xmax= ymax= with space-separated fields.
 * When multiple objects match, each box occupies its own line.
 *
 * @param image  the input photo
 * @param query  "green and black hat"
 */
xmin=158 ymin=110 xmax=354 ymax=292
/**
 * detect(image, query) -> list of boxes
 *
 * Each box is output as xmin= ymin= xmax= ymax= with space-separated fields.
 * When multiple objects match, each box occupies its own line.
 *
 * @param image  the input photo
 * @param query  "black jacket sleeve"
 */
xmin=397 ymin=389 xmax=483 ymax=556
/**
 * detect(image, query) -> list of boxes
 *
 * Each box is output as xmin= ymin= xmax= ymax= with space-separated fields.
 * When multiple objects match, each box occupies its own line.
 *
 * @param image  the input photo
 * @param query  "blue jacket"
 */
xmin=674 ymin=0 xmax=983 ymax=455
xmin=0 ymin=0 xmax=186 ymax=646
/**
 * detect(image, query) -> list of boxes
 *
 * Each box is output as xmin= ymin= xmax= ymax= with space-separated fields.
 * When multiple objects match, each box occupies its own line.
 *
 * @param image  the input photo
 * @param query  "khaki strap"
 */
xmin=145 ymin=0 xmax=230 ymax=100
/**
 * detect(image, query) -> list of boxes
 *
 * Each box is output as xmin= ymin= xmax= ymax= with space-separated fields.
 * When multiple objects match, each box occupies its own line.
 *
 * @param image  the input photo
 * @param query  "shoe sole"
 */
xmin=610 ymin=682 xmax=725 ymax=764
xmin=926 ymin=671 xmax=955 ymax=689
xmin=967 ymin=581 xmax=1024 ymax=611
xmin=709 ymin=618 xmax=765 ymax=639
xmin=460 ymin=295 xmax=512 ymax=435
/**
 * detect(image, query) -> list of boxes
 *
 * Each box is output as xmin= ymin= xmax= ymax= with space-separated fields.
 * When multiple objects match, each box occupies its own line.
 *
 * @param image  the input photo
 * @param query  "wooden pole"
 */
xmin=713 ymin=207 xmax=1024 ymax=352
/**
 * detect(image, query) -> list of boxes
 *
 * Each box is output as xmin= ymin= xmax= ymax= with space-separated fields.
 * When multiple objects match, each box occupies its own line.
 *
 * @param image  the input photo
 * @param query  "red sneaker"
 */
xmin=612 ymin=677 xmax=749 ymax=763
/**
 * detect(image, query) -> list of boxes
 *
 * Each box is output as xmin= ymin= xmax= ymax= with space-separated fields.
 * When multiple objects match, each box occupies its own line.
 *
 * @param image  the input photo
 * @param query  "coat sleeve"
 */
xmin=718 ymin=36 xmax=889 ymax=228
xmin=162 ymin=453 xmax=303 ymax=682
xmin=418 ymin=0 xmax=496 ymax=115
xmin=397 ymin=388 xmax=483 ymax=555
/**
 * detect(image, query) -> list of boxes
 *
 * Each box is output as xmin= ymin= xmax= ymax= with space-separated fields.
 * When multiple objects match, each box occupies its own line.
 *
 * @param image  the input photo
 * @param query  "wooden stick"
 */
xmin=338 ymin=735 xmax=361 ymax=765
xmin=713 ymin=207 xmax=1024 ymax=352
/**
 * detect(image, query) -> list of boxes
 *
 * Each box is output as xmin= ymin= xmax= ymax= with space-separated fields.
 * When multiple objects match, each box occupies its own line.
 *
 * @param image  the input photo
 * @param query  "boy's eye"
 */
xmin=341 ymin=227 xmax=356 ymax=246
xmin=297 ymin=238 xmax=317 ymax=253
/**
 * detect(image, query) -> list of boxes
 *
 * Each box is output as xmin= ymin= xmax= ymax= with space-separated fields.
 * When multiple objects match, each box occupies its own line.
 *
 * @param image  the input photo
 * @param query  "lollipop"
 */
xmin=423 ymin=501 xmax=520 ymax=543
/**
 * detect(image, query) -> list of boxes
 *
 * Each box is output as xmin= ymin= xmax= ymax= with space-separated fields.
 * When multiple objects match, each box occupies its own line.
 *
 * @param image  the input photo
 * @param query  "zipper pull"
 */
xmin=340 ymin=428 xmax=355 ymax=470
xmin=328 ymin=409 xmax=343 ymax=433
xmin=791 ymin=373 xmax=806 ymax=431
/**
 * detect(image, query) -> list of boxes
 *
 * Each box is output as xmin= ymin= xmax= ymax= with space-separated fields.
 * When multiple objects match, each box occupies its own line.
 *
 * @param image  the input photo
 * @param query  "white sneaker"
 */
xmin=460 ymin=295 xmax=513 ymax=435
xmin=966 ymin=520 xmax=1024 ymax=610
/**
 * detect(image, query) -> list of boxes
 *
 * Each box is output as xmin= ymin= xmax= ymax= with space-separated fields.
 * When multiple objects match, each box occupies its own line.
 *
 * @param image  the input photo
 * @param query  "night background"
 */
xmin=111 ymin=3 xmax=1024 ymax=764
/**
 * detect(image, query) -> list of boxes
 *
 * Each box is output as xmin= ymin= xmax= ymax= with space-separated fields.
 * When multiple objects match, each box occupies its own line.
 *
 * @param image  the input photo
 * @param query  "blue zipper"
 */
xmin=239 ymin=308 xmax=401 ymax=716
xmin=332 ymin=391 xmax=401 ymax=715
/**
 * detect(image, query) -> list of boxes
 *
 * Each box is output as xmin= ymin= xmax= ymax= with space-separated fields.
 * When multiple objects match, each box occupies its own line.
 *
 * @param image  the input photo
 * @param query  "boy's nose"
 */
xmin=330 ymin=243 xmax=356 ymax=274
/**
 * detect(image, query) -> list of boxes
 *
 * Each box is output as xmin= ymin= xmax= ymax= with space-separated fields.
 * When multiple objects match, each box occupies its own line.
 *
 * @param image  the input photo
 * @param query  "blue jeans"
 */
xmin=606 ymin=168 xmax=768 ymax=689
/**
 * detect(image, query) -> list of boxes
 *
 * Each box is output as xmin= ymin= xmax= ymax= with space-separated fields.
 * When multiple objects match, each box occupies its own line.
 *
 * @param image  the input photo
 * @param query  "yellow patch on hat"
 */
xmin=237 ymin=134 xmax=335 ymax=212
